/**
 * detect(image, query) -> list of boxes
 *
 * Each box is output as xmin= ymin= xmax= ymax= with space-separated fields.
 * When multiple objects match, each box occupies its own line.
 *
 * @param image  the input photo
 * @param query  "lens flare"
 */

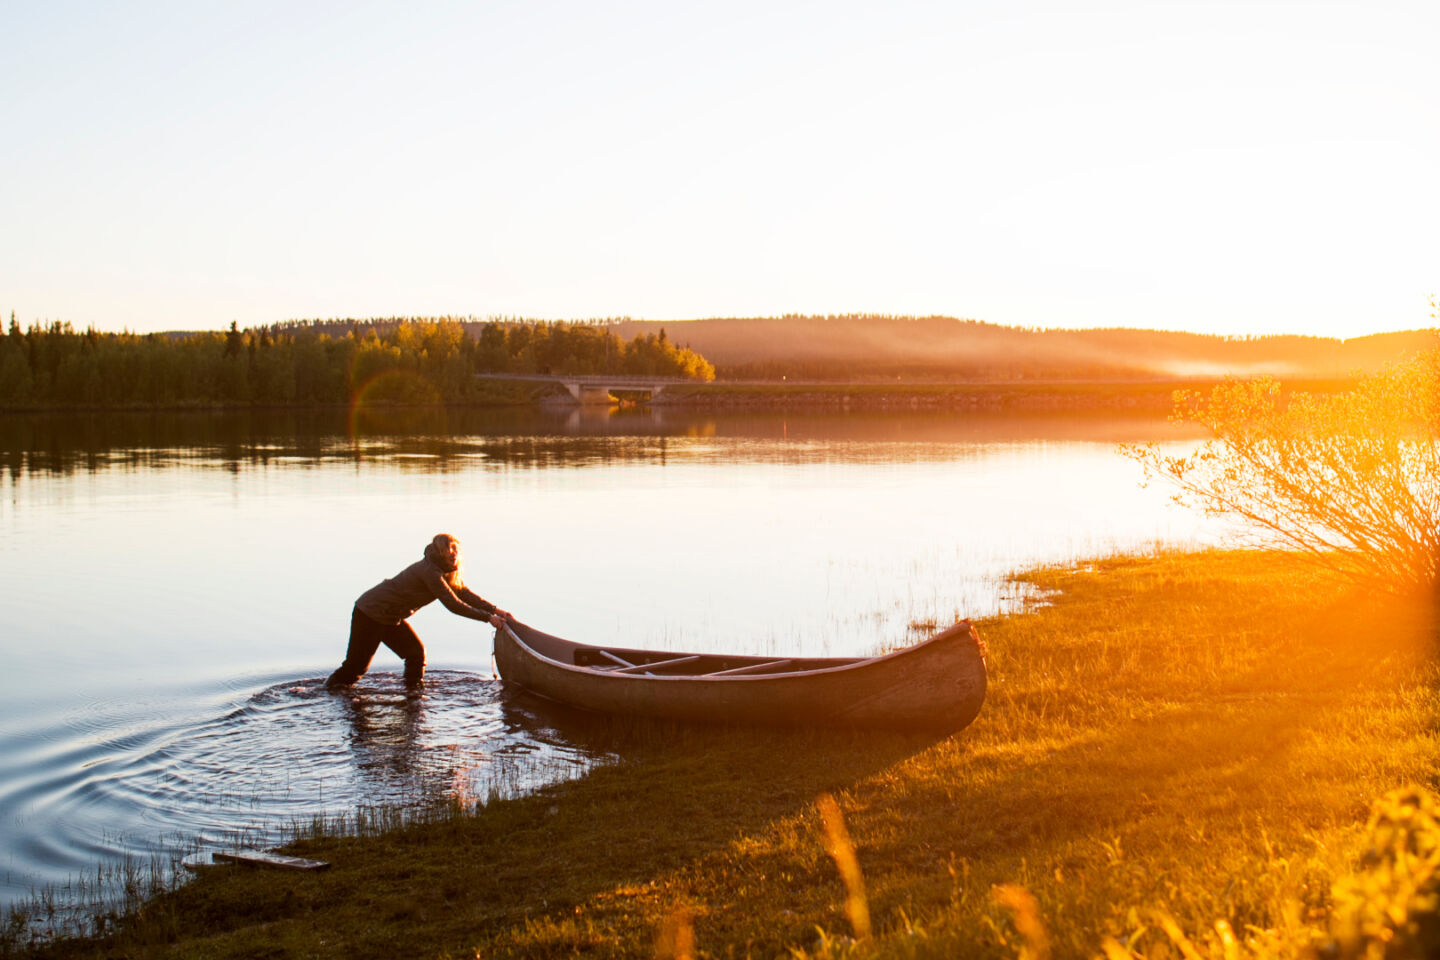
xmin=347 ymin=370 xmax=448 ymax=441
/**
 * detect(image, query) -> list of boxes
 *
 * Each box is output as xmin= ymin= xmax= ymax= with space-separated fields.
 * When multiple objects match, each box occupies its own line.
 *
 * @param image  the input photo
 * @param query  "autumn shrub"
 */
xmin=1128 ymin=345 xmax=1439 ymax=597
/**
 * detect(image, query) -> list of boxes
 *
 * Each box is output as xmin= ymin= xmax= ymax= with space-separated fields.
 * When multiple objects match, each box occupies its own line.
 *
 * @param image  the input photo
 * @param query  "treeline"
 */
xmin=0 ymin=316 xmax=715 ymax=409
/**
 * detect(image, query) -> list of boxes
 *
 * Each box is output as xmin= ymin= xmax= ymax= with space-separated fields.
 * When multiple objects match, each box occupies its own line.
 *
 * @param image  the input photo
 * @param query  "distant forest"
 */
xmin=1 ymin=311 xmax=1434 ymax=409
xmin=288 ymin=313 xmax=1435 ymax=381
xmin=0 ymin=316 xmax=714 ymax=408
xmin=605 ymin=315 xmax=1439 ymax=381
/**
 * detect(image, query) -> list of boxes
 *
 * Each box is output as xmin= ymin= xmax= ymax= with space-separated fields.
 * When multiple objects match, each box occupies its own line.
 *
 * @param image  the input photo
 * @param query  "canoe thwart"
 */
xmin=610 ymin=655 xmax=703 ymax=675
xmin=708 ymin=659 xmax=795 ymax=677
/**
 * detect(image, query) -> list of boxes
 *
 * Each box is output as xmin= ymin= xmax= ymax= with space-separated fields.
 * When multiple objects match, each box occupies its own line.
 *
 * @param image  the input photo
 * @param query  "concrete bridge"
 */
xmin=476 ymin=373 xmax=694 ymax=404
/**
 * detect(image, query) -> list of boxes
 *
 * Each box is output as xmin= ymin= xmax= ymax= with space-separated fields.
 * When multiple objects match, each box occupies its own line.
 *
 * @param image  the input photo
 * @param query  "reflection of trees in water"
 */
xmin=0 ymin=408 xmax=1189 ymax=478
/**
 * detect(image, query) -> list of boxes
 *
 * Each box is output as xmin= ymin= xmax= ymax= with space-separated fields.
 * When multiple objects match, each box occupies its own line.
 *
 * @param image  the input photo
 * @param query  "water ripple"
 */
xmin=0 ymin=671 xmax=605 ymax=910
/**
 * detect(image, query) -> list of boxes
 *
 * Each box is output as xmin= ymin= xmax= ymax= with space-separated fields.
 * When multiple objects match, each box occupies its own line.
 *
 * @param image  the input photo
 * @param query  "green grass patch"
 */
xmin=12 ymin=550 xmax=1437 ymax=958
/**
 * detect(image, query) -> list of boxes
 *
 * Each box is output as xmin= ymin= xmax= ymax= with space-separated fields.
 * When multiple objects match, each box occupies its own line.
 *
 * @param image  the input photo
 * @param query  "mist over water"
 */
xmin=0 ymin=407 xmax=1219 ymax=911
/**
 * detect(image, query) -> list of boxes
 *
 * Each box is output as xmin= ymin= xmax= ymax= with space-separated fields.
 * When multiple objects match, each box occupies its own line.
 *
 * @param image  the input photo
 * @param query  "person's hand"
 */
xmin=491 ymin=609 xmax=512 ymax=625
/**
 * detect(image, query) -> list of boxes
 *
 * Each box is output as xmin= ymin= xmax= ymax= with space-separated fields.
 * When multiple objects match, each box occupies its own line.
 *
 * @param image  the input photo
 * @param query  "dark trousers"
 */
xmin=327 ymin=607 xmax=426 ymax=687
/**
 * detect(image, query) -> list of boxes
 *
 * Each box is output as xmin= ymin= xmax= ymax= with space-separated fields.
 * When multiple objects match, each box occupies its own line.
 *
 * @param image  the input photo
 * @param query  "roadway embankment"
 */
xmin=653 ymin=377 xmax=1355 ymax=411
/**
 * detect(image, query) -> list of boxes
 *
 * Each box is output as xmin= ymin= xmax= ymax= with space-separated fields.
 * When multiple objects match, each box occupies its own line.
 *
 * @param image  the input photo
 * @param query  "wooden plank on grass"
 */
xmin=213 ymin=849 xmax=330 ymax=871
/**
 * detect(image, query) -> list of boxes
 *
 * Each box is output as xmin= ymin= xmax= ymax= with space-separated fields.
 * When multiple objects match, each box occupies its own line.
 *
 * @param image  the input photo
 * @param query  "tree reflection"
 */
xmin=0 ymin=408 xmax=1197 ymax=477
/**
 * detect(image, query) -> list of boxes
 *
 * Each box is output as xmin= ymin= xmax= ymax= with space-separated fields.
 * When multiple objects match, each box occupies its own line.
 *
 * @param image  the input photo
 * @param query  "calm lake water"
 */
xmin=0 ymin=406 xmax=1219 ymax=913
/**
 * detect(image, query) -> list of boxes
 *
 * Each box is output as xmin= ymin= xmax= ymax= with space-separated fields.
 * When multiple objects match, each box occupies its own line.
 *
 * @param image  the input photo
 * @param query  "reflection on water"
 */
xmin=0 ymin=406 xmax=1217 ymax=917
xmin=0 ymin=406 xmax=1202 ymax=476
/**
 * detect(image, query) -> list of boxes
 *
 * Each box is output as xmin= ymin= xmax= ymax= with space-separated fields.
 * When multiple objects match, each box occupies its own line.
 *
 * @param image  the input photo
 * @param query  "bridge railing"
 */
xmin=475 ymin=372 xmax=702 ymax=403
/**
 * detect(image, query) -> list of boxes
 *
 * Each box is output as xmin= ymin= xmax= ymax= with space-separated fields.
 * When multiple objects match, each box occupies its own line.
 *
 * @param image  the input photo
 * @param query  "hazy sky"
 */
xmin=3 ymin=1 xmax=1437 ymax=337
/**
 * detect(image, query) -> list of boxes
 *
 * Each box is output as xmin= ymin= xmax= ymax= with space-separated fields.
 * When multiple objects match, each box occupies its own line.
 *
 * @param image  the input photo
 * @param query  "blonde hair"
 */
xmin=430 ymin=533 xmax=462 ymax=576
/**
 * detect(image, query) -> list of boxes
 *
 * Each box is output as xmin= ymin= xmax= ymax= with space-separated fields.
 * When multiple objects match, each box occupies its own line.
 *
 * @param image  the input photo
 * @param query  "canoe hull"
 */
xmin=494 ymin=621 xmax=987 ymax=733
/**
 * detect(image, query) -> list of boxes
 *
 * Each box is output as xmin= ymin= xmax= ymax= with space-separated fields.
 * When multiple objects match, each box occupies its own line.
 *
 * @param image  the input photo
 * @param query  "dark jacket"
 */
xmin=355 ymin=542 xmax=497 ymax=626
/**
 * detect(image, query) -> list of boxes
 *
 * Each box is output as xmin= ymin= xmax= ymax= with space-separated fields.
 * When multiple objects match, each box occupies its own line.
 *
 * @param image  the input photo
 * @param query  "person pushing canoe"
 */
xmin=326 ymin=533 xmax=511 ymax=690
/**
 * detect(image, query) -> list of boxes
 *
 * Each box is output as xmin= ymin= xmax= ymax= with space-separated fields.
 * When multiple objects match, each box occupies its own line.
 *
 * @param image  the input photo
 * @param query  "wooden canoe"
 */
xmin=493 ymin=619 xmax=987 ymax=732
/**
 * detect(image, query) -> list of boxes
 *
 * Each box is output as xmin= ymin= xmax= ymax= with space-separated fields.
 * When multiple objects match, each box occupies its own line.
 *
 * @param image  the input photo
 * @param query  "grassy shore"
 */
xmin=13 ymin=550 xmax=1437 ymax=959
